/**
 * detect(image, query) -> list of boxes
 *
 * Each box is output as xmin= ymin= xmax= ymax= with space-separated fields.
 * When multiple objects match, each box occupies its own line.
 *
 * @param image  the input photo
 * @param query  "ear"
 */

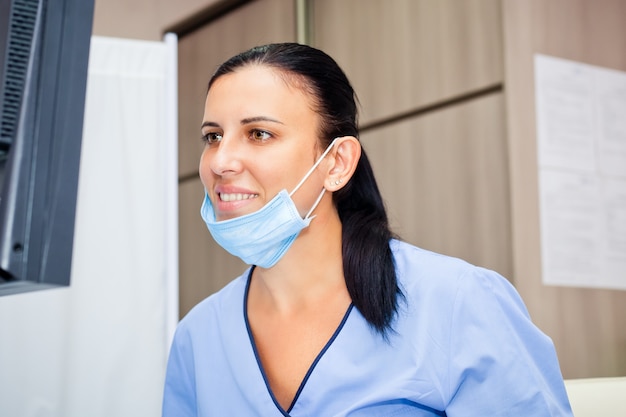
xmin=325 ymin=136 xmax=361 ymax=191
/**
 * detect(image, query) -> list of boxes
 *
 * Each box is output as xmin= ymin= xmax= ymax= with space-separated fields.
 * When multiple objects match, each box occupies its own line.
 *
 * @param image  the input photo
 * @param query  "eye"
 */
xmin=202 ymin=132 xmax=222 ymax=144
xmin=249 ymin=129 xmax=272 ymax=142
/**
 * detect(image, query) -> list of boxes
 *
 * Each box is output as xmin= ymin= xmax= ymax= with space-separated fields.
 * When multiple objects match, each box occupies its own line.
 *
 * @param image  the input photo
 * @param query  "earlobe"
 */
xmin=327 ymin=136 xmax=361 ymax=191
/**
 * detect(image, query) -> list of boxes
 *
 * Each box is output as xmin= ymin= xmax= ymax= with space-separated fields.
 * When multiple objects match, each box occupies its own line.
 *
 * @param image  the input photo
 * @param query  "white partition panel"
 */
xmin=0 ymin=35 xmax=178 ymax=417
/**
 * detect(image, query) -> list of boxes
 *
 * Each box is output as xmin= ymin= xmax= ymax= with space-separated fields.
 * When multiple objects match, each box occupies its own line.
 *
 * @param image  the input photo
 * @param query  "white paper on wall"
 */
xmin=535 ymin=54 xmax=626 ymax=290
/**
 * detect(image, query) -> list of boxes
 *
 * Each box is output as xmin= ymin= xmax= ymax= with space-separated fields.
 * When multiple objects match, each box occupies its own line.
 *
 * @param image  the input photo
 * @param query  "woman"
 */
xmin=163 ymin=43 xmax=572 ymax=416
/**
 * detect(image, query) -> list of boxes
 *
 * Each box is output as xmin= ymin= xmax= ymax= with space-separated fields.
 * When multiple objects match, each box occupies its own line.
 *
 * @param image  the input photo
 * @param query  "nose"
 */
xmin=201 ymin=136 xmax=244 ymax=177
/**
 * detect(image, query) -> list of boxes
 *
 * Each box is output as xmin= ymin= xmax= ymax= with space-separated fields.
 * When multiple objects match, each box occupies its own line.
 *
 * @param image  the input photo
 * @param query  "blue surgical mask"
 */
xmin=200 ymin=139 xmax=337 ymax=268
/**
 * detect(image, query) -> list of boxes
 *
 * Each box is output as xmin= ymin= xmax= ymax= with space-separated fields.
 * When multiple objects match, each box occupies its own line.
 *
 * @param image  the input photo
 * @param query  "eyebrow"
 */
xmin=201 ymin=121 xmax=219 ymax=129
xmin=201 ymin=116 xmax=284 ymax=130
xmin=241 ymin=116 xmax=284 ymax=125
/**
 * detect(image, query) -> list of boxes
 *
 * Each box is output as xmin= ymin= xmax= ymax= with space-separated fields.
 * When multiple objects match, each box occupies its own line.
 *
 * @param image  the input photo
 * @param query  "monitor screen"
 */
xmin=0 ymin=0 xmax=94 ymax=295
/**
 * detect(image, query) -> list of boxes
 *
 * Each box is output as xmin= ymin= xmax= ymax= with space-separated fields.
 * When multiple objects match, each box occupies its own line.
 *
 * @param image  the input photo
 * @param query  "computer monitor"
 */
xmin=0 ymin=0 xmax=94 ymax=295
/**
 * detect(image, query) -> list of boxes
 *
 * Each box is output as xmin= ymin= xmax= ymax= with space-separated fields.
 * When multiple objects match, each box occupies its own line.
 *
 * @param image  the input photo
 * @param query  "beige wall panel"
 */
xmin=311 ymin=0 xmax=503 ymax=125
xmin=503 ymin=0 xmax=626 ymax=378
xmin=178 ymin=0 xmax=296 ymax=178
xmin=179 ymin=178 xmax=247 ymax=318
xmin=360 ymin=92 xmax=512 ymax=280
xmin=93 ymin=0 xmax=223 ymax=40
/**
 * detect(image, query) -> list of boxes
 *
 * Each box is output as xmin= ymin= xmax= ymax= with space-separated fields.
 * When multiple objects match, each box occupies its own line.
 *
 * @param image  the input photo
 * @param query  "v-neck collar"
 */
xmin=242 ymin=267 xmax=354 ymax=416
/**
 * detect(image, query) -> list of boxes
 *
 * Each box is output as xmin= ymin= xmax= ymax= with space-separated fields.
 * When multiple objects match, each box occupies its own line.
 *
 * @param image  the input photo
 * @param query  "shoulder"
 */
xmin=390 ymin=239 xmax=514 ymax=300
xmin=389 ymin=241 xmax=570 ymax=413
xmin=389 ymin=239 xmax=530 ymax=328
xmin=163 ymin=269 xmax=252 ymax=416
xmin=390 ymin=239 xmax=476 ymax=283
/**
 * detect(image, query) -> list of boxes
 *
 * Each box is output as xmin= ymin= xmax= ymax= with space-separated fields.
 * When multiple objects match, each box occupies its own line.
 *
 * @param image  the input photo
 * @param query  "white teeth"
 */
xmin=219 ymin=193 xmax=258 ymax=202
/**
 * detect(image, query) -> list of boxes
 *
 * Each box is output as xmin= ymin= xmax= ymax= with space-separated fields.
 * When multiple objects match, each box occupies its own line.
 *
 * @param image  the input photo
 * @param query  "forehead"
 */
xmin=205 ymin=65 xmax=317 ymax=115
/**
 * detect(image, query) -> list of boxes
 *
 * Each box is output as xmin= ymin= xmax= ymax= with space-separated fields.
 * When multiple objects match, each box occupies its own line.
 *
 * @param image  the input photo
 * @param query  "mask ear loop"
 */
xmin=288 ymin=138 xmax=338 ymax=220
xmin=289 ymin=138 xmax=338 ymax=198
xmin=304 ymin=188 xmax=327 ymax=220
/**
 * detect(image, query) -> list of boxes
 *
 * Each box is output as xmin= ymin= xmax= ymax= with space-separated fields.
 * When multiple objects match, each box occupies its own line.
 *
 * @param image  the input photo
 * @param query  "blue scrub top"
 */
xmin=163 ymin=240 xmax=573 ymax=416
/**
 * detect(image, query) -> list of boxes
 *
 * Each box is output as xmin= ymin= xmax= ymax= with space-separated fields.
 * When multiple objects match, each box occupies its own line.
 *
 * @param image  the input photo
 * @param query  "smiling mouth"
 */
xmin=219 ymin=193 xmax=259 ymax=202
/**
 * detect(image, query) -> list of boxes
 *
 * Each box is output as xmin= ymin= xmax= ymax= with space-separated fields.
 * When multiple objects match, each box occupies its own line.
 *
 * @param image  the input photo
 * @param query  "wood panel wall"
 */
xmin=310 ymin=0 xmax=503 ymax=126
xmin=502 ymin=0 xmax=626 ymax=378
xmin=311 ymin=0 xmax=511 ymax=282
xmin=93 ymin=0 xmax=224 ymax=40
xmin=359 ymin=93 xmax=511 ymax=278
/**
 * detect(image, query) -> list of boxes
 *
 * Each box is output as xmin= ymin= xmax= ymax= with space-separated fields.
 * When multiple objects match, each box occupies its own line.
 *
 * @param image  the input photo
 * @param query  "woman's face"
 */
xmin=200 ymin=65 xmax=327 ymax=222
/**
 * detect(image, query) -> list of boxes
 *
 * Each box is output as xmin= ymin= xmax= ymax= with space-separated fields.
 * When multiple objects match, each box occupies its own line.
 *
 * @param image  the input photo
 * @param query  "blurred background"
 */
xmin=1 ymin=0 xmax=624 ymax=416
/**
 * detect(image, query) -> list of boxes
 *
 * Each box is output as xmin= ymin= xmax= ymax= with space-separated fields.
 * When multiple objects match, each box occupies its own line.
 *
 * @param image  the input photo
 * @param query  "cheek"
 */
xmin=198 ymin=150 xmax=212 ymax=188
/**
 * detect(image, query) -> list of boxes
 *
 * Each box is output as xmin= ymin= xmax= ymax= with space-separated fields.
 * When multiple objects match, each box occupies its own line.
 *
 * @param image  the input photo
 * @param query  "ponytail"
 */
xmin=335 ymin=150 xmax=402 ymax=336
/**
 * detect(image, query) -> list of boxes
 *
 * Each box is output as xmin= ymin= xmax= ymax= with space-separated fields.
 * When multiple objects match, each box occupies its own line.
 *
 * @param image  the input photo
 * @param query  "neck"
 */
xmin=249 ymin=201 xmax=349 ymax=314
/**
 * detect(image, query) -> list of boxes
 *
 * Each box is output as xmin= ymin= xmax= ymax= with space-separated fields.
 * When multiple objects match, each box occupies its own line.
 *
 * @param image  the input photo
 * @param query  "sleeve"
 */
xmin=162 ymin=323 xmax=197 ymax=417
xmin=443 ymin=267 xmax=573 ymax=416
